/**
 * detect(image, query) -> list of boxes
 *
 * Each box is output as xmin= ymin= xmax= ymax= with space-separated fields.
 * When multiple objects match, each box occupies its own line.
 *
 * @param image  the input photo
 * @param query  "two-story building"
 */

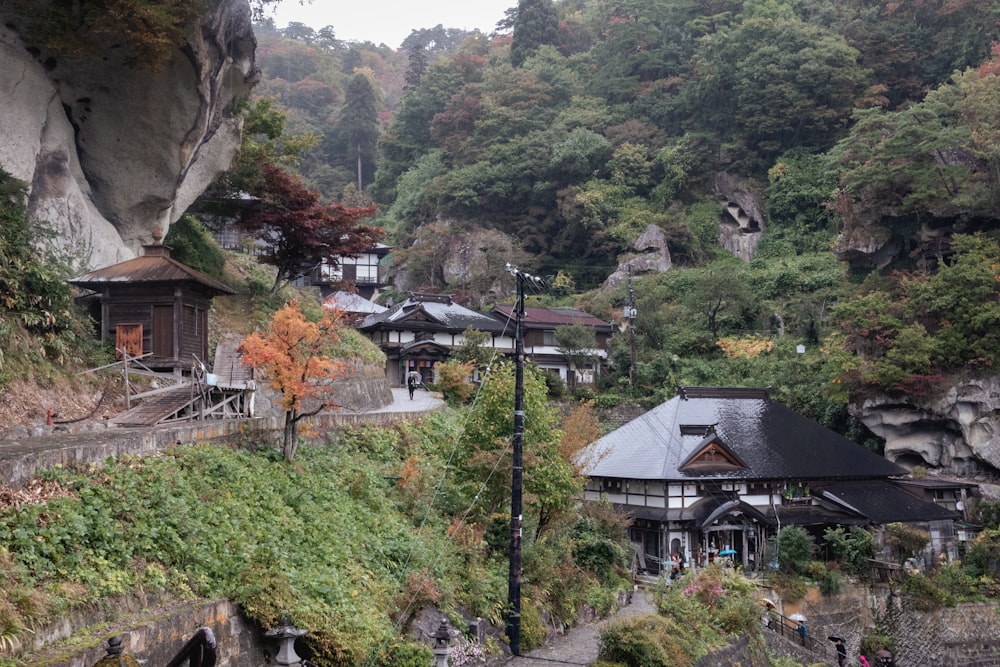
xmin=577 ymin=386 xmax=962 ymax=574
xmin=358 ymin=293 xmax=513 ymax=386
xmin=490 ymin=305 xmax=614 ymax=388
xmin=308 ymin=243 xmax=393 ymax=300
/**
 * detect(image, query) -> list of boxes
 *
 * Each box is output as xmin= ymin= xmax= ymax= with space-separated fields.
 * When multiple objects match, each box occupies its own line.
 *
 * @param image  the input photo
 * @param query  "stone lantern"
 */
xmin=432 ymin=619 xmax=452 ymax=667
xmin=92 ymin=635 xmax=141 ymax=667
xmin=265 ymin=615 xmax=308 ymax=666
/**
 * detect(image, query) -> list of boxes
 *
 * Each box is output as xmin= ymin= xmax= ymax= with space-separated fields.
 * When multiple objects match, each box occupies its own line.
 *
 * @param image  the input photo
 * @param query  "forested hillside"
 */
xmin=238 ymin=0 xmax=1000 ymax=448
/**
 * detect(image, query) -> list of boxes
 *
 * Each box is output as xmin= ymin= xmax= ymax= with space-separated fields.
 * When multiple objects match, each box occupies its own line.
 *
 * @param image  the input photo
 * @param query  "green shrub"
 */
xmin=900 ymin=571 xmax=953 ymax=610
xmin=164 ymin=215 xmax=226 ymax=279
xmin=819 ymin=569 xmax=843 ymax=596
xmin=380 ymin=640 xmax=432 ymax=667
xmin=773 ymin=526 xmax=813 ymax=574
xmin=519 ymin=600 xmax=547 ymax=652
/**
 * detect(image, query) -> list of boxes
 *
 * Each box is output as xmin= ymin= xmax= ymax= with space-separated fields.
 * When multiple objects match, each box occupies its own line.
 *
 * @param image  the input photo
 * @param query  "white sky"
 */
xmin=267 ymin=0 xmax=516 ymax=48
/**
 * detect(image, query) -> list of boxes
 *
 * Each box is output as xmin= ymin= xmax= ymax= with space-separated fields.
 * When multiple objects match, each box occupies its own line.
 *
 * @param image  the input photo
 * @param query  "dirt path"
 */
xmin=507 ymin=588 xmax=657 ymax=667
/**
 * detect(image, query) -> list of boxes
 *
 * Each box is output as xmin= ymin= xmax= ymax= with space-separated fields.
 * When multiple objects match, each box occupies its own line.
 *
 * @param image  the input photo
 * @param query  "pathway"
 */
xmin=507 ymin=588 xmax=657 ymax=667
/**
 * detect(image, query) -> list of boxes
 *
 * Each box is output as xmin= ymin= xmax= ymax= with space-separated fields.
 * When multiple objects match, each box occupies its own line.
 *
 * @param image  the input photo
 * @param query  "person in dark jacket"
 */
xmin=835 ymin=638 xmax=847 ymax=666
xmin=406 ymin=370 xmax=421 ymax=399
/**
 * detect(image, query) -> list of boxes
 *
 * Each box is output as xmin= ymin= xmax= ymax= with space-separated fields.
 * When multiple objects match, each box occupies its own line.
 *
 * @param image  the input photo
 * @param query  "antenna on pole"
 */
xmin=502 ymin=263 xmax=544 ymax=656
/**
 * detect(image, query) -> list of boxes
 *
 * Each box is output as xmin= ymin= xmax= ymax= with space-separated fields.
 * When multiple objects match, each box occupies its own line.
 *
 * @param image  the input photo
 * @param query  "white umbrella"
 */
xmin=789 ymin=613 xmax=807 ymax=622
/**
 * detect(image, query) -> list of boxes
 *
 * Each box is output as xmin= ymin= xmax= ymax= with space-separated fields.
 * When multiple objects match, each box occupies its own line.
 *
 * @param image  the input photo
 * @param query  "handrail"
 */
xmin=764 ymin=611 xmax=819 ymax=652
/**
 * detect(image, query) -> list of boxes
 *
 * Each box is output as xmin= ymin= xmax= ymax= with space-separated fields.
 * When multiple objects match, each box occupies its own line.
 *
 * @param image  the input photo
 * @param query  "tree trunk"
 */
xmin=283 ymin=410 xmax=298 ymax=461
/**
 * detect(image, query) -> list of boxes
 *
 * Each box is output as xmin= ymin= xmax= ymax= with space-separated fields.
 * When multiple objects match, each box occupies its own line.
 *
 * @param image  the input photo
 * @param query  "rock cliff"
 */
xmin=0 ymin=0 xmax=257 ymax=268
xmin=854 ymin=376 xmax=1000 ymax=479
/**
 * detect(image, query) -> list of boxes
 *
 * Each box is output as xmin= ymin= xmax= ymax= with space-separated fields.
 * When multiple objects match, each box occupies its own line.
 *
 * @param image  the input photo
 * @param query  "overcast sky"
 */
xmin=267 ymin=0 xmax=516 ymax=47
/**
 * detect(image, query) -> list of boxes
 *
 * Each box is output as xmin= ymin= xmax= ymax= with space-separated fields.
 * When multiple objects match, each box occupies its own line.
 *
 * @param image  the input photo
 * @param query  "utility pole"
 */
xmin=505 ymin=263 xmax=526 ymax=656
xmin=625 ymin=266 xmax=637 ymax=389
xmin=503 ymin=263 xmax=543 ymax=656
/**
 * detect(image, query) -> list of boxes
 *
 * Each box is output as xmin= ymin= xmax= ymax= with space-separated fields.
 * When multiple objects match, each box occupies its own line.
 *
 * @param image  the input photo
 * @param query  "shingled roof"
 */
xmin=70 ymin=243 xmax=234 ymax=296
xmin=579 ymin=387 xmax=906 ymax=481
xmin=359 ymin=293 xmax=507 ymax=334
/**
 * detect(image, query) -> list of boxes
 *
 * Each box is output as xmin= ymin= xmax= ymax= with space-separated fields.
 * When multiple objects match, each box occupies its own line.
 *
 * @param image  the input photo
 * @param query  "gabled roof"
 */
xmin=492 ymin=305 xmax=614 ymax=332
xmin=578 ymin=386 xmax=906 ymax=481
xmin=69 ymin=244 xmax=234 ymax=295
xmin=679 ymin=433 xmax=748 ymax=473
xmin=360 ymin=294 xmax=507 ymax=334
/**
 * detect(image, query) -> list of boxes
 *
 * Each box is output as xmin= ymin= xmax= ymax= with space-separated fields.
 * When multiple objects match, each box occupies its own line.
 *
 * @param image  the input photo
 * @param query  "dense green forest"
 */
xmin=233 ymin=0 xmax=1000 ymax=446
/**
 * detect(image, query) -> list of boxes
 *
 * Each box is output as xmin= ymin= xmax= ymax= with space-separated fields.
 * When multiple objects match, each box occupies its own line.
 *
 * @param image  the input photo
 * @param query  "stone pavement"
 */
xmin=381 ymin=387 xmax=445 ymax=413
xmin=507 ymin=588 xmax=657 ymax=667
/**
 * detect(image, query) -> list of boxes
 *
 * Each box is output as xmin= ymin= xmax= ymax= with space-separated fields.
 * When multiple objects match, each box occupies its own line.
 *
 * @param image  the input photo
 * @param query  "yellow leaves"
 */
xmin=716 ymin=336 xmax=775 ymax=359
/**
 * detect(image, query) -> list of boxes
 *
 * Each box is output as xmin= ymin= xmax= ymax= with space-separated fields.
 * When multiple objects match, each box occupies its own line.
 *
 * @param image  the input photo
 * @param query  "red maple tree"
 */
xmin=241 ymin=164 xmax=384 ymax=293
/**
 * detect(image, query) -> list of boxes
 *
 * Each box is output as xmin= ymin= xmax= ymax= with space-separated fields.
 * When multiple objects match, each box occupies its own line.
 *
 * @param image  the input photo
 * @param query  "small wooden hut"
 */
xmin=70 ymin=235 xmax=234 ymax=372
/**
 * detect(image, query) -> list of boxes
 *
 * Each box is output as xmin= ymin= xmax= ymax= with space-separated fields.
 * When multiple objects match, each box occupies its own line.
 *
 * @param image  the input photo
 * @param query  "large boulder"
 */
xmin=603 ymin=224 xmax=672 ymax=290
xmin=0 ymin=0 xmax=257 ymax=268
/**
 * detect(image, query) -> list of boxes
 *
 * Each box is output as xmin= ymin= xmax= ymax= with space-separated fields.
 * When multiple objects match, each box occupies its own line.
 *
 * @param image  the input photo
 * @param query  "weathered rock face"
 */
xmin=0 ymin=0 xmax=257 ymax=268
xmin=715 ymin=172 xmax=764 ymax=262
xmin=603 ymin=224 xmax=672 ymax=290
xmin=854 ymin=377 xmax=1000 ymax=477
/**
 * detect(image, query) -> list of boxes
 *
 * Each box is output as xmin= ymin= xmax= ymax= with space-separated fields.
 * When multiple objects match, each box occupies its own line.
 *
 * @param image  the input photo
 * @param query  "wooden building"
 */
xmin=358 ymin=293 xmax=512 ymax=386
xmin=70 ymin=238 xmax=235 ymax=372
xmin=490 ymin=305 xmax=614 ymax=387
xmin=577 ymin=387 xmax=963 ymax=574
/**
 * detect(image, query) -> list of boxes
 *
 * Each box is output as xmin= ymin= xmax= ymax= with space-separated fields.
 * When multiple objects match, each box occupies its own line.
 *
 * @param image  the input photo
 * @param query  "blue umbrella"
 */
xmin=719 ymin=549 xmax=737 ymax=556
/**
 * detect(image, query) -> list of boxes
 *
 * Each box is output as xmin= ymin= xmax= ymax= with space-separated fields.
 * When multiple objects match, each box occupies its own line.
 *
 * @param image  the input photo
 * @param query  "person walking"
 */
xmin=406 ymin=370 xmax=421 ymax=399
xmin=835 ymin=638 xmax=847 ymax=667
xmin=796 ymin=620 xmax=809 ymax=646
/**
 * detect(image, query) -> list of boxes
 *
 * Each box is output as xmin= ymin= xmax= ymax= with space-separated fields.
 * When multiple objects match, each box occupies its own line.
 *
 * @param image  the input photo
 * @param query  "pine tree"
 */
xmin=510 ymin=0 xmax=559 ymax=68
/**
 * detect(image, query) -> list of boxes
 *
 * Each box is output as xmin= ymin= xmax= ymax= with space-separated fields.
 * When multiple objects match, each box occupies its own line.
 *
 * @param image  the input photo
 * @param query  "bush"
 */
xmin=164 ymin=215 xmax=226 ymax=279
xmin=435 ymin=360 xmax=476 ymax=405
xmin=819 ymin=569 xmax=843 ymax=596
xmin=900 ymin=571 xmax=953 ymax=610
xmin=599 ymin=614 xmax=699 ymax=667
xmin=767 ymin=572 xmax=807 ymax=603
xmin=773 ymin=526 xmax=813 ymax=574
xmin=519 ymin=600 xmax=547 ymax=652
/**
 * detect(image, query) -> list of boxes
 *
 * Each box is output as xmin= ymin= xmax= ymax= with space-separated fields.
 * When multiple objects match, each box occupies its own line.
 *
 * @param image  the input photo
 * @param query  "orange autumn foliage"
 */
xmin=239 ymin=300 xmax=349 ymax=459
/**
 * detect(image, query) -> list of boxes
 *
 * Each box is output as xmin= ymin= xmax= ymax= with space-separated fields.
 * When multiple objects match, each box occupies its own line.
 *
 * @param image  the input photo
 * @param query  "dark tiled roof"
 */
xmin=817 ymin=481 xmax=960 ymax=523
xmin=360 ymin=295 xmax=507 ymax=334
xmin=579 ymin=387 xmax=906 ymax=481
xmin=492 ymin=305 xmax=614 ymax=331
xmin=70 ymin=247 xmax=234 ymax=295
xmin=769 ymin=504 xmax=872 ymax=527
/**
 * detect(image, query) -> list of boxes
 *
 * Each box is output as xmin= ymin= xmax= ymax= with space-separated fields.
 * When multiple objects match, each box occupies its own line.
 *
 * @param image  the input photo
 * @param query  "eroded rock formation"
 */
xmin=0 ymin=0 xmax=257 ymax=268
xmin=854 ymin=377 xmax=1000 ymax=478
xmin=715 ymin=172 xmax=764 ymax=262
xmin=603 ymin=224 xmax=672 ymax=290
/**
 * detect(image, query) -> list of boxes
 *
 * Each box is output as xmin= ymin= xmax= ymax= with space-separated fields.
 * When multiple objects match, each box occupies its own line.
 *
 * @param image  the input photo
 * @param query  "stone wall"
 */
xmin=760 ymin=580 xmax=1000 ymax=667
xmin=19 ymin=595 xmax=268 ymax=666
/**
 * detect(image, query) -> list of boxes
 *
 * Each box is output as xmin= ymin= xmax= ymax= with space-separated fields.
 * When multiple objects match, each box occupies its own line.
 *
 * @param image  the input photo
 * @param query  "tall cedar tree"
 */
xmin=335 ymin=73 xmax=381 ymax=189
xmin=240 ymin=164 xmax=383 ymax=293
xmin=510 ymin=0 xmax=560 ymax=68
xmin=238 ymin=300 xmax=348 ymax=461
